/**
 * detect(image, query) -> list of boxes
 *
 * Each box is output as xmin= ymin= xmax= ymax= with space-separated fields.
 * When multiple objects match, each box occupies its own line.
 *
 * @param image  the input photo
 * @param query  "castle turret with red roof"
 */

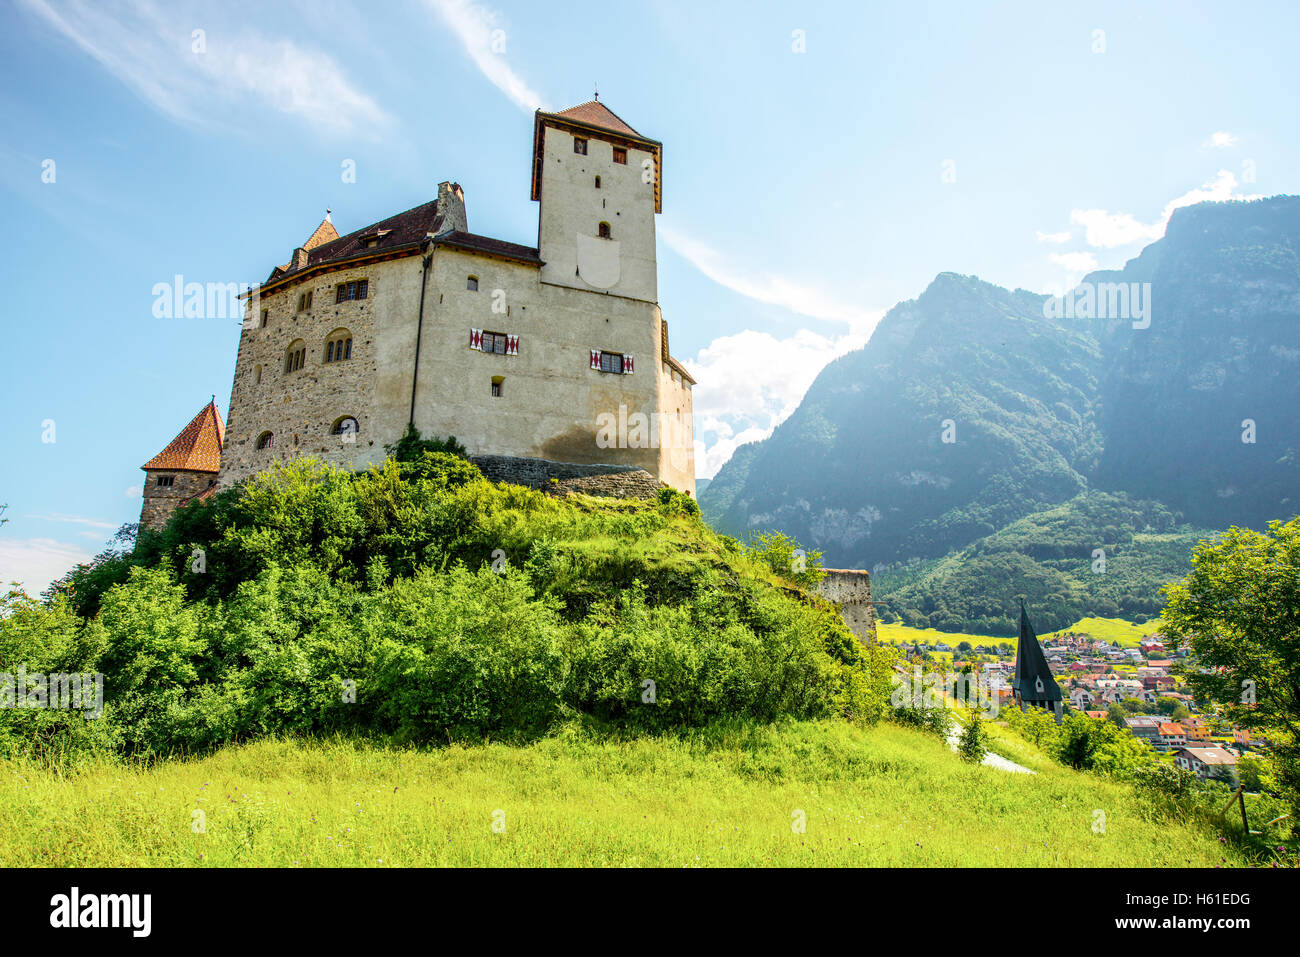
xmin=138 ymin=399 xmax=225 ymax=531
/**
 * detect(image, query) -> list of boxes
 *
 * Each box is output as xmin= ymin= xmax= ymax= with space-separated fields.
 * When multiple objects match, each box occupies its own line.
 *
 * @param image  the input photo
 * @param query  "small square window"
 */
xmin=600 ymin=351 xmax=625 ymax=374
xmin=573 ymin=137 xmax=587 ymax=155
xmin=491 ymin=378 xmax=503 ymax=397
xmin=467 ymin=276 xmax=479 ymax=291
xmin=613 ymin=147 xmax=627 ymax=165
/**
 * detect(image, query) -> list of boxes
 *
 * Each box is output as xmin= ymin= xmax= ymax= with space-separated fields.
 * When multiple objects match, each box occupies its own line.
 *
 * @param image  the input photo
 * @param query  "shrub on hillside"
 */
xmin=9 ymin=455 xmax=893 ymax=759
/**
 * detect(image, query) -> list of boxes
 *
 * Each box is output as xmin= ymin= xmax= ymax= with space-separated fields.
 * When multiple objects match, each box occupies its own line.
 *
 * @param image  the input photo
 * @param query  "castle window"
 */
xmin=324 ymin=329 xmax=353 ymax=363
xmin=467 ymin=275 xmax=479 ymax=291
xmin=598 ymin=222 xmax=611 ymax=239
xmin=573 ymin=137 xmax=588 ymax=155
xmin=331 ymin=416 xmax=359 ymax=436
xmin=491 ymin=376 xmax=504 ymax=398
xmin=482 ymin=331 xmax=509 ymax=355
xmin=256 ymin=432 xmax=275 ymax=450
xmin=335 ymin=279 xmax=368 ymax=303
xmin=595 ymin=175 xmax=601 ymax=189
xmin=261 ymin=309 xmax=269 ymax=327
xmin=155 ymin=475 xmax=174 ymax=488
xmin=285 ymin=339 xmax=307 ymax=373
xmin=613 ymin=147 xmax=627 ymax=165
xmin=599 ymin=351 xmax=625 ymax=374
xmin=254 ymin=364 xmax=262 ymax=385
xmin=297 ymin=290 xmax=313 ymax=312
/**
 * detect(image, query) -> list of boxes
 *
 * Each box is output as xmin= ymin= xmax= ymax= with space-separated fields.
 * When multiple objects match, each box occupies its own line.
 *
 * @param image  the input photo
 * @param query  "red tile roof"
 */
xmin=302 ymin=215 xmax=339 ymax=251
xmin=1159 ymin=723 xmax=1186 ymax=735
xmin=141 ymin=400 xmax=224 ymax=473
xmin=555 ymin=100 xmax=641 ymax=137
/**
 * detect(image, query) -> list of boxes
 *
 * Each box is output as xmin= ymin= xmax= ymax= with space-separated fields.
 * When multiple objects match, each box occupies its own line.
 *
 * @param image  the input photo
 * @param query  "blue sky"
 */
xmin=1 ymin=0 xmax=1296 ymax=592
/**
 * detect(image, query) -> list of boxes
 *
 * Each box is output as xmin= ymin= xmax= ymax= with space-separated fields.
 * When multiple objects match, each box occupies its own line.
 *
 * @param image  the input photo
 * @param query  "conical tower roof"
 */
xmin=141 ymin=400 xmax=225 ymax=473
xmin=1011 ymin=600 xmax=1062 ymax=703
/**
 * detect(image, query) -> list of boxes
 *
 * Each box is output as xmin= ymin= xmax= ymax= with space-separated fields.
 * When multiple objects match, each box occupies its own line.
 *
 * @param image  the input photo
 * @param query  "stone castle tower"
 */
xmin=138 ymin=399 xmax=224 ymax=530
xmin=138 ymin=101 xmax=696 ymax=531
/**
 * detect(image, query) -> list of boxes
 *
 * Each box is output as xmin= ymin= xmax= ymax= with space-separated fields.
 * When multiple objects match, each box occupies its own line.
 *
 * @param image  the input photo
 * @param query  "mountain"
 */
xmin=701 ymin=196 xmax=1300 ymax=626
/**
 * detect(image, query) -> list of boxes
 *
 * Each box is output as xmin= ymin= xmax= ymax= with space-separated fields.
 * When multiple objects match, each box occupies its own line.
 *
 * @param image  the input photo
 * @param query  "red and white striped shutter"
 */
xmin=507 ymin=334 xmax=519 ymax=356
xmin=624 ymin=354 xmax=634 ymax=374
xmin=470 ymin=328 xmax=483 ymax=351
xmin=590 ymin=349 xmax=600 ymax=370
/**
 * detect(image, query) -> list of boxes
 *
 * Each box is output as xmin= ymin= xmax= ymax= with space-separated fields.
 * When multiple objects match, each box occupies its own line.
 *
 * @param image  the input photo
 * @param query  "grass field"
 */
xmin=878 ymin=616 xmax=1157 ymax=653
xmin=0 ymin=721 xmax=1248 ymax=867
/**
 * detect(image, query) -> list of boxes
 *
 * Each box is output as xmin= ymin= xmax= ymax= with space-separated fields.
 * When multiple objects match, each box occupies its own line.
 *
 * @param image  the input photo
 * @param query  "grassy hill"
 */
xmin=0 ymin=720 xmax=1250 ymax=867
xmin=873 ymin=491 xmax=1216 ymax=635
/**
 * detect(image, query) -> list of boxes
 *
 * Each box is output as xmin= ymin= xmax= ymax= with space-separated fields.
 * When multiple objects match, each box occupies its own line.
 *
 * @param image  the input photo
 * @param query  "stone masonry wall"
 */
xmin=139 ymin=470 xmax=215 ymax=531
xmin=814 ymin=568 xmax=877 ymax=645
xmin=470 ymin=454 xmax=663 ymax=499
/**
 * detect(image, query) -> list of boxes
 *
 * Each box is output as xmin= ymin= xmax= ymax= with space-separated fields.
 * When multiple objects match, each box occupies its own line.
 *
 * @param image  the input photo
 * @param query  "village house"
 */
xmin=1175 ymin=746 xmax=1239 ymax=783
xmin=1157 ymin=722 xmax=1187 ymax=751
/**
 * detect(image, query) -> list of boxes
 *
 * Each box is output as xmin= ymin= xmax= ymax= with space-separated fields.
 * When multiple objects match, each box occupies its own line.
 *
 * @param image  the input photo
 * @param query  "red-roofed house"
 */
xmin=1157 ymin=722 xmax=1187 ymax=750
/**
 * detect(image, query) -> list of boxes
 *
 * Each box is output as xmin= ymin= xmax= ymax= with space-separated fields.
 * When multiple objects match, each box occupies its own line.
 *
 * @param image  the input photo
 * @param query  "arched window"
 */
xmin=256 ymin=431 xmax=275 ymax=450
xmin=285 ymin=339 xmax=306 ymax=373
xmin=331 ymin=416 xmax=359 ymax=436
xmin=467 ymin=275 xmax=479 ymax=291
xmin=598 ymin=222 xmax=611 ymax=239
xmin=324 ymin=329 xmax=353 ymax=363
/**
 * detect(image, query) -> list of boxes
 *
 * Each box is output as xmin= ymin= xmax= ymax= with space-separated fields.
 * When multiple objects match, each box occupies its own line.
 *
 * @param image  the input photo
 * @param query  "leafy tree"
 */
xmin=745 ymin=530 xmax=825 ymax=590
xmin=1161 ymin=518 xmax=1300 ymax=835
xmin=958 ymin=710 xmax=986 ymax=763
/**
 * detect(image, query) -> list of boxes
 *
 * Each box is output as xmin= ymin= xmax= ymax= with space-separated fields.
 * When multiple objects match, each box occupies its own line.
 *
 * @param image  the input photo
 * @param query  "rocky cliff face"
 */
xmin=1093 ymin=197 xmax=1300 ymax=528
xmin=702 ymin=196 xmax=1300 ymax=569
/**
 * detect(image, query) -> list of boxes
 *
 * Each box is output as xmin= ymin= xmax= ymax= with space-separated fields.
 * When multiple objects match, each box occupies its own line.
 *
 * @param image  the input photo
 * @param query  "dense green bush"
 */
xmin=4 ymin=454 xmax=895 ymax=759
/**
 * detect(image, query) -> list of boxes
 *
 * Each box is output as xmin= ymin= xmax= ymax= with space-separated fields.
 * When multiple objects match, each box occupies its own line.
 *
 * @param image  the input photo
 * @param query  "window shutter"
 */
xmin=590 ymin=349 xmax=601 ymax=370
xmin=470 ymin=328 xmax=483 ymax=351
xmin=624 ymin=354 xmax=634 ymax=374
xmin=507 ymin=334 xmax=519 ymax=356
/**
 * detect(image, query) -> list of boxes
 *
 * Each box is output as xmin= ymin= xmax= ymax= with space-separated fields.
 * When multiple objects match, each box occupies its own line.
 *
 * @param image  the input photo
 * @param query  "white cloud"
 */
xmin=1068 ymin=170 xmax=1264 ymax=250
xmin=1068 ymin=208 xmax=1162 ymax=249
xmin=19 ymin=0 xmax=392 ymax=136
xmin=660 ymin=223 xmax=884 ymax=335
xmin=125 ymin=484 xmax=142 ymax=498
xmin=1035 ymin=230 xmax=1070 ymax=244
xmin=684 ymin=327 xmax=867 ymax=478
xmin=425 ymin=0 xmax=545 ymax=112
xmin=1204 ymin=131 xmax=1238 ymax=149
xmin=0 ymin=537 xmax=93 ymax=595
xmin=1046 ymin=251 xmax=1101 ymax=290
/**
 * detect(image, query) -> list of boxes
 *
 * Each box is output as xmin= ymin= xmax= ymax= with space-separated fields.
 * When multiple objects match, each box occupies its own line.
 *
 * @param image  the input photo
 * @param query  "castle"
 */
xmin=139 ymin=101 xmax=696 ymax=531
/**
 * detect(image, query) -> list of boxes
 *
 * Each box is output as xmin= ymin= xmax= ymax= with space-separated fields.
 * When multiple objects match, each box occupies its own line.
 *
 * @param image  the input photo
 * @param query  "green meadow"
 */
xmin=877 ymin=616 xmax=1155 ymax=654
xmin=0 ymin=720 xmax=1249 ymax=868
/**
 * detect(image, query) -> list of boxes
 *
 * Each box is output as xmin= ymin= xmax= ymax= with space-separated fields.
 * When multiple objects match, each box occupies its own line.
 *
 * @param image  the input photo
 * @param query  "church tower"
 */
xmin=1011 ymin=600 xmax=1064 ymax=723
xmin=531 ymin=100 xmax=662 ymax=303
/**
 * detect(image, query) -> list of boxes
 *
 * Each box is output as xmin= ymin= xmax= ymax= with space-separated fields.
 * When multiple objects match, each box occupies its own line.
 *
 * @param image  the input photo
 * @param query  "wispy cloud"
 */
xmin=18 ymin=0 xmax=392 ymax=137
xmin=660 ymin=223 xmax=884 ymax=335
xmin=1035 ymin=230 xmax=1070 ymax=244
xmin=1203 ymin=131 xmax=1238 ymax=149
xmin=0 ymin=537 xmax=93 ymax=594
xmin=424 ymin=0 xmax=545 ymax=111
xmin=684 ymin=327 xmax=867 ymax=478
xmin=26 ymin=512 xmax=117 ymax=530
